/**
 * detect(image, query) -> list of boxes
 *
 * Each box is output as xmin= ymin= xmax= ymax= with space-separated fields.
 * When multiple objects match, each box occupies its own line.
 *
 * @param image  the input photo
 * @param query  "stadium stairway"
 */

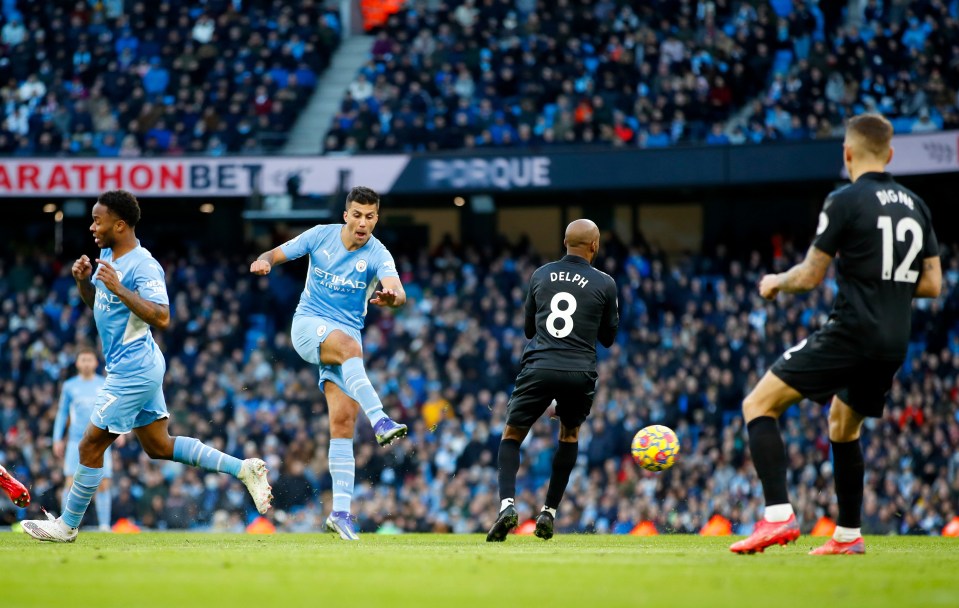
xmin=283 ymin=35 xmax=374 ymax=155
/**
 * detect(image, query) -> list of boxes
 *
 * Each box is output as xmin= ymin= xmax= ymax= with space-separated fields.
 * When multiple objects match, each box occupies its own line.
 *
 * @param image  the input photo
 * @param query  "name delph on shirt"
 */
xmin=549 ymin=271 xmax=589 ymax=288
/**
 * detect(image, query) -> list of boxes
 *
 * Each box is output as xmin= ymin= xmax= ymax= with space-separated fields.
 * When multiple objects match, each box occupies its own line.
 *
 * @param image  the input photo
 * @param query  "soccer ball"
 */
xmin=631 ymin=425 xmax=680 ymax=472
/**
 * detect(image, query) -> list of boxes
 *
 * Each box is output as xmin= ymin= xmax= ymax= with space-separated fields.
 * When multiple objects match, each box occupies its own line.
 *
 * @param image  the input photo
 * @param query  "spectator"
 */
xmin=191 ymin=14 xmax=215 ymax=44
xmin=705 ymin=123 xmax=730 ymax=145
xmin=1 ymin=16 xmax=26 ymax=46
xmin=0 ymin=2 xmax=338 ymax=156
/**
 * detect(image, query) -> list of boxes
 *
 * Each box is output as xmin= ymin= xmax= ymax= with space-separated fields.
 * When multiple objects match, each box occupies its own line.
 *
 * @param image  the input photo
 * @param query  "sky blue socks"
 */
xmin=329 ymin=438 xmax=355 ymax=513
xmin=62 ymin=465 xmax=103 ymax=528
xmin=342 ymin=357 xmax=387 ymax=425
xmin=173 ymin=436 xmax=242 ymax=477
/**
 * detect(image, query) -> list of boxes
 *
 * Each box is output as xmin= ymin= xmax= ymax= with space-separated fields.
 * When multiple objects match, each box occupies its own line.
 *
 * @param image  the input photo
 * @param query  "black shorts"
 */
xmin=506 ymin=367 xmax=598 ymax=429
xmin=769 ymin=331 xmax=902 ymax=418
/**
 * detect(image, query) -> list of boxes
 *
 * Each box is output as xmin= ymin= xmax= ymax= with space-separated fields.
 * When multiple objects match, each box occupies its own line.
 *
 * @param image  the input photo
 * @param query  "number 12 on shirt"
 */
xmin=877 ymin=216 xmax=922 ymax=283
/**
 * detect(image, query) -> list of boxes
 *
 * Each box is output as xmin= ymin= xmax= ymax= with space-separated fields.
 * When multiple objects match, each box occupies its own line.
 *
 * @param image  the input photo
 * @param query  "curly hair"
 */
xmin=98 ymin=190 xmax=141 ymax=228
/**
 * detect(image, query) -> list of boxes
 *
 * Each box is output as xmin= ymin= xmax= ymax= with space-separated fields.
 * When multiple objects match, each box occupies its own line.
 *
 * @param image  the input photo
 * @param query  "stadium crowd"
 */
xmin=0 ymin=0 xmax=339 ymax=156
xmin=326 ymin=0 xmax=959 ymax=153
xmin=1 ymin=232 xmax=958 ymax=536
xmin=4 ymin=0 xmax=957 ymax=158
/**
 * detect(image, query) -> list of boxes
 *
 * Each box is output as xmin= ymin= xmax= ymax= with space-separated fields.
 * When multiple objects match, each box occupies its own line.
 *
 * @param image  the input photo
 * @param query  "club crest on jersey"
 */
xmin=355 ymin=260 xmax=367 ymax=272
xmin=816 ymin=212 xmax=829 ymax=235
xmin=316 ymin=325 xmax=327 ymax=337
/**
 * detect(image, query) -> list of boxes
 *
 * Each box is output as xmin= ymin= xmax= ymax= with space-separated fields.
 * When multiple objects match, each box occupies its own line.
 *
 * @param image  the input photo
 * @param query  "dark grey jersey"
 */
xmin=520 ymin=255 xmax=619 ymax=372
xmin=813 ymin=172 xmax=938 ymax=360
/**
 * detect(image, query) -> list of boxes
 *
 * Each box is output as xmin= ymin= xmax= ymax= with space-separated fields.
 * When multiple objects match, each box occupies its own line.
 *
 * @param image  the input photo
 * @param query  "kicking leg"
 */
xmin=321 ymin=330 xmax=406 ymax=445
xmin=487 ymin=424 xmax=529 ymax=542
xmin=730 ymin=371 xmax=803 ymax=554
xmin=135 ymin=418 xmax=273 ymax=514
xmin=324 ymin=382 xmax=360 ymax=540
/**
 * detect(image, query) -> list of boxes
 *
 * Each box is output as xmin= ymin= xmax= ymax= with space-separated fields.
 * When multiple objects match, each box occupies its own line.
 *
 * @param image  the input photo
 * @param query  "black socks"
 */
xmin=497 ymin=438 xmax=521 ymax=502
xmin=831 ymin=439 xmax=864 ymax=528
xmin=544 ymin=441 xmax=578 ymax=510
xmin=747 ymin=416 xmax=789 ymax=505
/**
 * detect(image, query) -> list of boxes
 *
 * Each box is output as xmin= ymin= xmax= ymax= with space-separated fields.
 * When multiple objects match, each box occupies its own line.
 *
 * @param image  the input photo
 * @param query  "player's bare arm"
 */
xmin=759 ymin=246 xmax=833 ymax=299
xmin=914 ymin=255 xmax=942 ymax=298
xmin=73 ymin=255 xmax=96 ymax=308
xmin=95 ymin=259 xmax=171 ymax=330
xmin=370 ymin=276 xmax=406 ymax=308
xmin=250 ymin=247 xmax=289 ymax=275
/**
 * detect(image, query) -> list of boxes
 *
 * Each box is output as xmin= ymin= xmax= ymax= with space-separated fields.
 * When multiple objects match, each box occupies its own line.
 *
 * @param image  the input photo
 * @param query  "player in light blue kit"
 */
xmin=53 ymin=347 xmax=112 ymax=530
xmin=251 ymin=186 xmax=407 ymax=541
xmin=23 ymin=190 xmax=272 ymax=543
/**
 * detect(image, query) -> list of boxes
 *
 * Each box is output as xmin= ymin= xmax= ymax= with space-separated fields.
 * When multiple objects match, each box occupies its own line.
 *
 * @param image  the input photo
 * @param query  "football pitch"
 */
xmin=2 ymin=533 xmax=956 ymax=607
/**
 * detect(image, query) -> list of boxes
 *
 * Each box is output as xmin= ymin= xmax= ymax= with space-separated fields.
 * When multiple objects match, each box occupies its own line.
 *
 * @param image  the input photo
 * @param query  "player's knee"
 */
xmin=329 ymin=410 xmax=356 ymax=436
xmin=338 ymin=337 xmax=362 ymax=360
xmin=503 ymin=425 xmax=529 ymax=442
xmin=322 ymin=331 xmax=361 ymax=364
xmin=78 ymin=441 xmax=101 ymax=463
xmin=827 ymin=411 xmax=860 ymax=442
xmin=741 ymin=392 xmax=761 ymax=418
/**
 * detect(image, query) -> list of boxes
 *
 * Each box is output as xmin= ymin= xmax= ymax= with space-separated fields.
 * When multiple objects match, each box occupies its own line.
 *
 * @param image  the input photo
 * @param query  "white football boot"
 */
xmin=22 ymin=511 xmax=78 ymax=543
xmin=238 ymin=458 xmax=273 ymax=514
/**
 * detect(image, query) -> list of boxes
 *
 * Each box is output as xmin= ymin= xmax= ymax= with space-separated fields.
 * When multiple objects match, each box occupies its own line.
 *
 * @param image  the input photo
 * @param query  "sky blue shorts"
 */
xmin=291 ymin=315 xmax=363 ymax=393
xmin=90 ymin=352 xmax=170 ymax=435
xmin=65 ymin=441 xmax=113 ymax=479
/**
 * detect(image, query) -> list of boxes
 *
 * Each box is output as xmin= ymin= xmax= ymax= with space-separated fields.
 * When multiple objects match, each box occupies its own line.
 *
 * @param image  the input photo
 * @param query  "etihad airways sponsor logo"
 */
xmin=312 ymin=267 xmax=367 ymax=291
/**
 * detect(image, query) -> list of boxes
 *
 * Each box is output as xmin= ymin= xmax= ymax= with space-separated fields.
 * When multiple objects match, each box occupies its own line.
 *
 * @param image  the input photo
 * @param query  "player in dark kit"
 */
xmin=730 ymin=114 xmax=941 ymax=556
xmin=487 ymin=219 xmax=618 ymax=542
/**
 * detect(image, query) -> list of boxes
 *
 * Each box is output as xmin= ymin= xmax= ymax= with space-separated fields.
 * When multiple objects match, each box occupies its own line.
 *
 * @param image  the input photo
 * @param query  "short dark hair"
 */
xmin=98 ymin=190 xmax=141 ymax=227
xmin=845 ymin=113 xmax=893 ymax=158
xmin=345 ymin=186 xmax=380 ymax=210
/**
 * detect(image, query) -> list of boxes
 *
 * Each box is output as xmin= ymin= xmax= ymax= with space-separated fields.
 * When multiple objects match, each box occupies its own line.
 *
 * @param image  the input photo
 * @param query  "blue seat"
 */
xmin=770 ymin=0 xmax=793 ymax=18
xmin=891 ymin=117 xmax=913 ymax=134
xmin=773 ymin=49 xmax=793 ymax=75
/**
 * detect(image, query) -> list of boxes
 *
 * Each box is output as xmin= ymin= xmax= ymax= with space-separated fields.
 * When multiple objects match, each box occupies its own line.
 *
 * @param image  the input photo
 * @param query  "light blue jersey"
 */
xmin=280 ymin=224 xmax=399 ymax=330
xmin=54 ymin=375 xmax=105 ymax=443
xmin=92 ymin=244 xmax=169 ymax=375
xmin=88 ymin=243 xmax=171 ymax=434
xmin=54 ymin=374 xmax=113 ymax=478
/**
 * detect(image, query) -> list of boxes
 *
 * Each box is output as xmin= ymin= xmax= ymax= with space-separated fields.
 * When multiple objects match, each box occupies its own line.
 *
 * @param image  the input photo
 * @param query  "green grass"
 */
xmin=1 ymin=533 xmax=957 ymax=608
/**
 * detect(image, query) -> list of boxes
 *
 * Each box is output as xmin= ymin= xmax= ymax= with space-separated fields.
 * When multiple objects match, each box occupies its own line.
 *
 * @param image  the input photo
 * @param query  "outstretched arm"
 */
xmin=370 ymin=276 xmax=406 ymax=308
xmin=250 ymin=247 xmax=289 ymax=275
xmin=759 ymin=246 xmax=833 ymax=300
xmin=914 ymin=256 xmax=942 ymax=298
